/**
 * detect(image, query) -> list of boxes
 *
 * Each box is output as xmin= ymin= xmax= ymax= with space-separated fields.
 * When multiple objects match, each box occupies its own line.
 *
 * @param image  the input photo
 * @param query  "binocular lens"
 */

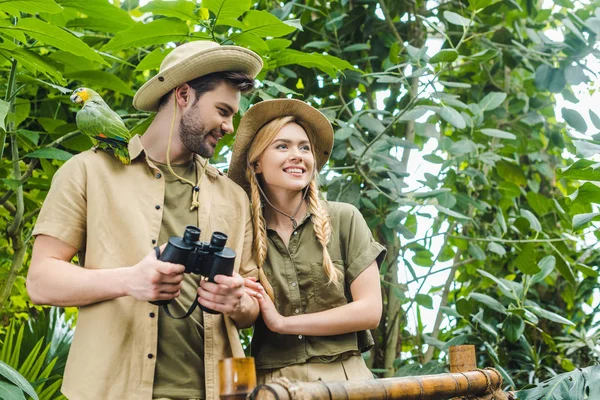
xmin=210 ymin=232 xmax=228 ymax=249
xmin=183 ymin=226 xmax=201 ymax=243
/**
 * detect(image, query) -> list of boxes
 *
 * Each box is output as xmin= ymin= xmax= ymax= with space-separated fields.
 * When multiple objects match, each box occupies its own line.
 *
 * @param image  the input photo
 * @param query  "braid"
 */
xmin=247 ymin=168 xmax=275 ymax=301
xmin=307 ymin=178 xmax=340 ymax=287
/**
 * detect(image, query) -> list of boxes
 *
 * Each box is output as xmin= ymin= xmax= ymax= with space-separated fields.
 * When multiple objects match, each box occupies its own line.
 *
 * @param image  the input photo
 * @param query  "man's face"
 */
xmin=179 ymin=82 xmax=240 ymax=158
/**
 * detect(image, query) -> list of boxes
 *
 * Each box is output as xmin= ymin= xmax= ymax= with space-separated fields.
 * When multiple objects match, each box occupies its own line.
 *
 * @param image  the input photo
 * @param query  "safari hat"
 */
xmin=133 ymin=41 xmax=263 ymax=112
xmin=228 ymin=99 xmax=334 ymax=194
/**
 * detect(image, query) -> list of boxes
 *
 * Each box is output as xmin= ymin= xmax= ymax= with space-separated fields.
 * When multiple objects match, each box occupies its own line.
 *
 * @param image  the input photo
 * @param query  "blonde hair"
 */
xmin=246 ymin=117 xmax=340 ymax=300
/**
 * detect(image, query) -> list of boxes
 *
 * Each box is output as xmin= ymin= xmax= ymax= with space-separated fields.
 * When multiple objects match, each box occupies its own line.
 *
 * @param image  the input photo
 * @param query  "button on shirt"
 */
xmin=251 ymin=201 xmax=386 ymax=370
xmin=33 ymin=135 xmax=258 ymax=400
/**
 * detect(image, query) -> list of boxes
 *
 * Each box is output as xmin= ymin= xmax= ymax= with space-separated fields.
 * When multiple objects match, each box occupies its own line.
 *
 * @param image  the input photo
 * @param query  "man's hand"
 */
xmin=197 ymin=272 xmax=247 ymax=315
xmin=124 ymin=247 xmax=185 ymax=301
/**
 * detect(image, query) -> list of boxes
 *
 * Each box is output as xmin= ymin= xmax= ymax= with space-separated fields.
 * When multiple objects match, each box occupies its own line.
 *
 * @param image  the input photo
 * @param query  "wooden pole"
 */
xmin=218 ymin=357 xmax=257 ymax=399
xmin=251 ymin=368 xmax=502 ymax=400
xmin=449 ymin=344 xmax=477 ymax=372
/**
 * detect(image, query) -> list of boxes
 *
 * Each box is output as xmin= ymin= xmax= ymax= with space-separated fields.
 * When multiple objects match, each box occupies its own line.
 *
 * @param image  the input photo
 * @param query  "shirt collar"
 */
xmin=266 ymin=210 xmax=313 ymax=233
xmin=128 ymin=134 xmax=219 ymax=182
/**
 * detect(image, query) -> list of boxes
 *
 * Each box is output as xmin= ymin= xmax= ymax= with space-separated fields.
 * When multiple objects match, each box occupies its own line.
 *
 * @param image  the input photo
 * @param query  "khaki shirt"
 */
xmin=153 ymin=160 xmax=205 ymax=399
xmin=251 ymin=201 xmax=386 ymax=369
xmin=33 ymin=135 xmax=258 ymax=400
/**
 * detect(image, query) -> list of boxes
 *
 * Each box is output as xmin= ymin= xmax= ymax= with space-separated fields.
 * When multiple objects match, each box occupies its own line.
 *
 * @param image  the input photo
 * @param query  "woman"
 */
xmin=228 ymin=98 xmax=386 ymax=383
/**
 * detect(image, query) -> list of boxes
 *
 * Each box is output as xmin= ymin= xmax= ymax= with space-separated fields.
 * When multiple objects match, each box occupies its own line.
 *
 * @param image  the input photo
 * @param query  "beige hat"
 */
xmin=133 ymin=41 xmax=263 ymax=112
xmin=228 ymin=99 xmax=334 ymax=194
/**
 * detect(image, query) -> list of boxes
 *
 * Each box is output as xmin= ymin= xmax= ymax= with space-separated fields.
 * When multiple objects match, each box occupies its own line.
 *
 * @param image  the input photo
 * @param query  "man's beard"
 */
xmin=179 ymin=109 xmax=223 ymax=158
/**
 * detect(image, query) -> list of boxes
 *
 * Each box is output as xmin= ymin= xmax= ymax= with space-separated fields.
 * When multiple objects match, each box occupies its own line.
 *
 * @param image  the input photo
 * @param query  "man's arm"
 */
xmin=27 ymin=234 xmax=185 ymax=307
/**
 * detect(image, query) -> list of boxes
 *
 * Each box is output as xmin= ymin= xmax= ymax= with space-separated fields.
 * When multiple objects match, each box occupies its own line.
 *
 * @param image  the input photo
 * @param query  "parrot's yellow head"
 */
xmin=70 ymin=87 xmax=101 ymax=105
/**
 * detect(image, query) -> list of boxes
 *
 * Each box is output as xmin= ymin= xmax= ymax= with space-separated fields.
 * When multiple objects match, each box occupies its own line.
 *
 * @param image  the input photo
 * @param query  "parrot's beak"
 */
xmin=70 ymin=93 xmax=83 ymax=104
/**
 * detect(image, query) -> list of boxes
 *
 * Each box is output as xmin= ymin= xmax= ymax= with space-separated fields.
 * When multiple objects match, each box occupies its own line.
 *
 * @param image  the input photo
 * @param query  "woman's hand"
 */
xmin=243 ymin=277 xmax=286 ymax=333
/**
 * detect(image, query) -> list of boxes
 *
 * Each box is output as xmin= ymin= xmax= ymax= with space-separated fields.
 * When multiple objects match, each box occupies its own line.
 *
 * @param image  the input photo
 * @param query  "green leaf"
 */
xmin=398 ymin=108 xmax=428 ymax=122
xmin=343 ymin=43 xmax=371 ymax=52
xmin=565 ymin=64 xmax=589 ymax=85
xmin=0 ymin=381 xmax=25 ymax=400
xmin=470 ymin=292 xmax=507 ymax=314
xmin=515 ymin=243 xmax=540 ymax=275
xmin=0 ymin=0 xmax=62 ymax=15
xmin=415 ymin=294 xmax=433 ymax=309
xmin=479 ymin=128 xmax=516 ymax=140
xmin=559 ymin=159 xmax=600 ymax=181
xmin=435 ymin=205 xmax=470 ymax=220
xmin=65 ymin=71 xmax=135 ymax=96
xmin=556 ymin=258 xmax=576 ymax=285
xmin=303 ymin=41 xmax=332 ymax=50
xmin=359 ymin=115 xmax=385 ymax=134
xmin=574 ymin=263 xmax=598 ymax=278
xmin=135 ymin=47 xmax=174 ymax=71
xmin=572 ymin=212 xmax=600 ymax=230
xmin=0 ymin=46 xmax=64 ymax=83
xmin=468 ymin=243 xmax=486 ymax=260
xmin=270 ymin=49 xmax=339 ymax=77
xmin=139 ymin=0 xmax=198 ymax=20
xmin=262 ymin=79 xmax=300 ymax=95
xmin=102 ymin=19 xmax=190 ymax=51
xmin=0 ymin=361 xmax=38 ymax=400
xmin=468 ymin=0 xmax=496 ymax=10
xmin=502 ymin=314 xmax=524 ymax=343
xmin=477 ymin=269 xmax=512 ymax=293
xmin=14 ymin=18 xmax=108 ymax=66
xmin=520 ymin=209 xmax=542 ymax=232
xmin=439 ymin=106 xmax=466 ymax=129
xmin=15 ymin=129 xmax=40 ymax=145
xmin=573 ymin=139 xmax=600 ymax=158
xmin=334 ymin=127 xmax=355 ymax=141
xmin=535 ymin=64 xmax=566 ymax=93
xmin=229 ymin=32 xmax=269 ymax=53
xmin=469 ymin=49 xmax=498 ymax=61
xmin=479 ymin=92 xmax=506 ymax=111
xmin=562 ymin=108 xmax=588 ymax=133
xmin=590 ymin=110 xmax=600 ymax=130
xmin=443 ymin=11 xmax=473 ymax=27
xmin=526 ymin=305 xmax=576 ymax=326
xmin=429 ymin=49 xmax=458 ymax=64
xmin=59 ymin=0 xmax=134 ymax=30
xmin=439 ymin=81 xmax=471 ymax=88
xmin=241 ymin=10 xmax=296 ymax=38
xmin=563 ymin=17 xmax=586 ymax=42
xmin=204 ymin=0 xmax=251 ymax=20
xmin=24 ymin=148 xmax=72 ymax=161
xmin=487 ymin=242 xmax=506 ymax=257
xmin=265 ymin=39 xmax=291 ymax=51
xmin=0 ymin=99 xmax=8 ymax=131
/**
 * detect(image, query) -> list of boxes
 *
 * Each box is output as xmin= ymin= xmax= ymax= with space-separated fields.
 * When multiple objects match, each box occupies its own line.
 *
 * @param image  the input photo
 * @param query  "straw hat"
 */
xmin=228 ymin=99 xmax=334 ymax=194
xmin=133 ymin=41 xmax=263 ymax=112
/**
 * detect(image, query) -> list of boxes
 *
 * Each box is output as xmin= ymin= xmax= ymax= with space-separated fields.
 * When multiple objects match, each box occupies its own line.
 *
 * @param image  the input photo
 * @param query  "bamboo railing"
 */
xmin=219 ymin=345 xmax=512 ymax=400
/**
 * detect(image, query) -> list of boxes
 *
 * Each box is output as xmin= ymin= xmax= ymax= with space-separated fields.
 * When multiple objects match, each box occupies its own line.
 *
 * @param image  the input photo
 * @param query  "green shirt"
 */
xmin=153 ymin=160 xmax=205 ymax=399
xmin=251 ymin=200 xmax=386 ymax=369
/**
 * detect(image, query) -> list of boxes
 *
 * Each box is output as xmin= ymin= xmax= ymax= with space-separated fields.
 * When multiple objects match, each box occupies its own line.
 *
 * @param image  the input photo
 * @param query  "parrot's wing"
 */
xmin=77 ymin=103 xmax=131 ymax=142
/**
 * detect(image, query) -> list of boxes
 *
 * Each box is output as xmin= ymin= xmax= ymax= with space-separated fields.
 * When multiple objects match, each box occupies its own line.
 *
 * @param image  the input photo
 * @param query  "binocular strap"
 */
xmin=154 ymin=246 xmax=201 ymax=320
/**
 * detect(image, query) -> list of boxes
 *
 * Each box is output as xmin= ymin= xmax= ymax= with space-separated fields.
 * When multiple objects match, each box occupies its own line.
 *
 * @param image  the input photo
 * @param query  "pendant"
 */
xmin=291 ymin=219 xmax=298 ymax=229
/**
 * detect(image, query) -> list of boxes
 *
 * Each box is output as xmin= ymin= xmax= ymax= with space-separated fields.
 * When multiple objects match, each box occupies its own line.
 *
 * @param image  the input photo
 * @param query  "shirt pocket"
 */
xmin=310 ymin=260 xmax=347 ymax=308
xmin=209 ymin=203 xmax=241 ymax=235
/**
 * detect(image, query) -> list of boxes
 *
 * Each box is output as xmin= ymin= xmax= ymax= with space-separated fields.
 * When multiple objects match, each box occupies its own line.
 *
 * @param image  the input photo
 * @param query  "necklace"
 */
xmin=256 ymin=182 xmax=309 ymax=229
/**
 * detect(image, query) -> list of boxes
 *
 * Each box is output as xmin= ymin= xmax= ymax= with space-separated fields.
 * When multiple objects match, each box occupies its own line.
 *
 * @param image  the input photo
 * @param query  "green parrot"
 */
xmin=70 ymin=87 xmax=132 ymax=164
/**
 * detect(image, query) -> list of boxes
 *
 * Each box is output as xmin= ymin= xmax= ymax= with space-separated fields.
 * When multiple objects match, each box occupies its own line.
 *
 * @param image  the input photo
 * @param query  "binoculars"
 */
xmin=150 ymin=225 xmax=236 ymax=316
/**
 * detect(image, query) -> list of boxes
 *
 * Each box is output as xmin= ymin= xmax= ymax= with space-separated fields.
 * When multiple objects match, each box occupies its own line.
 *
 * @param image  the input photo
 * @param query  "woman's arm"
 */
xmin=246 ymin=261 xmax=382 ymax=336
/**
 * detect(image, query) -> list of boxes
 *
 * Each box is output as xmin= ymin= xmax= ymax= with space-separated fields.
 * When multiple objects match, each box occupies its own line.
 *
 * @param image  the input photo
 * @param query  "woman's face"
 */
xmin=256 ymin=122 xmax=315 ymax=194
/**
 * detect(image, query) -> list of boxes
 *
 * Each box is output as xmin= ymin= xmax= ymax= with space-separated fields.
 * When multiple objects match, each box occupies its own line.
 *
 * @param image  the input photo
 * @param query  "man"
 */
xmin=26 ymin=41 xmax=264 ymax=400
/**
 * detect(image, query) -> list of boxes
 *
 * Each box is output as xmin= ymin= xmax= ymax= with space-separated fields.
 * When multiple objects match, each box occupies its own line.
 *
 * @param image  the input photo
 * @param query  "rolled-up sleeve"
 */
xmin=340 ymin=205 xmax=387 ymax=285
xmin=33 ymin=156 xmax=87 ymax=251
